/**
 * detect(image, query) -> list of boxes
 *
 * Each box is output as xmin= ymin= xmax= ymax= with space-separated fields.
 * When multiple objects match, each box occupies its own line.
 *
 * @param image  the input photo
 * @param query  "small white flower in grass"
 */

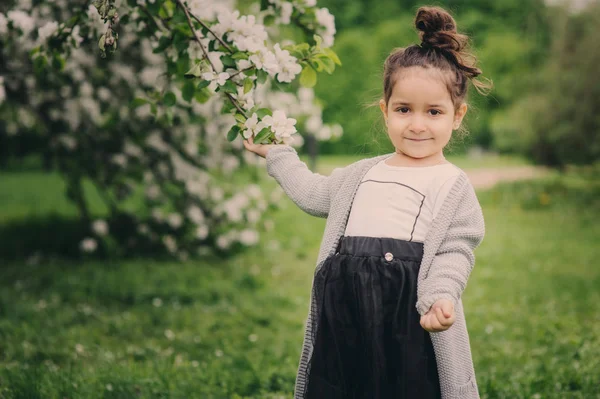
xmin=75 ymin=344 xmax=85 ymax=354
xmin=215 ymin=349 xmax=224 ymax=357
xmin=152 ymin=297 xmax=163 ymax=307
xmin=485 ymin=324 xmax=494 ymax=334
xmin=164 ymin=329 xmax=175 ymax=340
xmin=106 ymin=384 xmax=113 ymax=391
xmin=248 ymin=334 xmax=258 ymax=342
xmin=80 ymin=238 xmax=97 ymax=253
xmin=92 ymin=219 xmax=109 ymax=236
xmin=191 ymin=360 xmax=199 ymax=367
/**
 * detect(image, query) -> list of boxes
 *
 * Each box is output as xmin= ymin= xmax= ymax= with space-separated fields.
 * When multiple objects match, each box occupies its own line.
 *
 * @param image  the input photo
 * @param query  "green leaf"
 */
xmin=320 ymin=57 xmax=335 ymax=74
xmin=243 ymin=78 xmax=253 ymax=94
xmin=131 ymin=98 xmax=148 ymax=108
xmin=234 ymin=113 xmax=247 ymax=123
xmin=299 ymin=66 xmax=317 ymax=88
xmin=256 ymin=69 xmax=268 ymax=84
xmin=231 ymin=52 xmax=249 ymax=60
xmin=310 ymin=59 xmax=324 ymax=72
xmin=227 ymin=125 xmax=241 ymax=142
xmin=185 ymin=63 xmax=203 ymax=78
xmin=221 ymin=55 xmax=236 ymax=68
xmin=52 ymin=55 xmax=65 ymax=71
xmin=163 ymin=92 xmax=177 ymax=107
xmin=182 ymin=81 xmax=195 ymax=102
xmin=33 ymin=55 xmax=47 ymax=75
xmin=153 ymin=36 xmax=172 ymax=54
xmin=221 ymin=80 xmax=237 ymax=94
xmin=313 ymin=34 xmax=323 ymax=49
xmin=98 ymin=34 xmax=106 ymax=52
xmin=197 ymin=80 xmax=210 ymax=89
xmin=324 ymin=47 xmax=342 ymax=66
xmin=256 ymin=108 xmax=272 ymax=119
xmin=195 ymin=87 xmax=212 ymax=103
xmin=253 ymin=127 xmax=271 ymax=144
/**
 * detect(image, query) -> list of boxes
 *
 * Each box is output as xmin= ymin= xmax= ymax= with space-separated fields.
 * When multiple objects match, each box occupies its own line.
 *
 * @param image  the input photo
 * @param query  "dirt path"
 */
xmin=465 ymin=166 xmax=551 ymax=189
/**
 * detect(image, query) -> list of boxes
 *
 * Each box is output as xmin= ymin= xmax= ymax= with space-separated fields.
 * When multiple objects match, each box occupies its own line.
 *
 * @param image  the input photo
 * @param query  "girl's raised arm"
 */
xmin=263 ymin=144 xmax=349 ymax=218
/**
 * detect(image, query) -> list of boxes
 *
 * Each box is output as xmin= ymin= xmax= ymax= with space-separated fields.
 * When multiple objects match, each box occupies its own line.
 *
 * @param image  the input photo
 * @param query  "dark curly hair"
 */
xmin=382 ymin=6 xmax=493 ymax=111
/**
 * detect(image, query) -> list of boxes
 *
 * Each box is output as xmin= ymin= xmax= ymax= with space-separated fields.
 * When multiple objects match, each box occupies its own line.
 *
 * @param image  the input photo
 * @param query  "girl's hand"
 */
xmin=243 ymin=135 xmax=278 ymax=158
xmin=420 ymin=299 xmax=455 ymax=332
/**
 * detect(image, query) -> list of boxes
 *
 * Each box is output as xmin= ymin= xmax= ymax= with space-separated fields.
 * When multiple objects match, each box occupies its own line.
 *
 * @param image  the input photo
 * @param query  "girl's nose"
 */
xmin=408 ymin=117 xmax=427 ymax=133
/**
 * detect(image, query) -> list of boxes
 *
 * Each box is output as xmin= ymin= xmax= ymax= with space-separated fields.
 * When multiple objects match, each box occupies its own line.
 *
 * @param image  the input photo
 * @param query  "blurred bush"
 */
xmin=491 ymin=2 xmax=600 ymax=168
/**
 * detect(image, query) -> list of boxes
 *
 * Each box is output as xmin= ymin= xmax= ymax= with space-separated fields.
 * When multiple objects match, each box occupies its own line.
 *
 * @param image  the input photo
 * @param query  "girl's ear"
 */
xmin=453 ymin=103 xmax=468 ymax=130
xmin=379 ymin=99 xmax=388 ymax=121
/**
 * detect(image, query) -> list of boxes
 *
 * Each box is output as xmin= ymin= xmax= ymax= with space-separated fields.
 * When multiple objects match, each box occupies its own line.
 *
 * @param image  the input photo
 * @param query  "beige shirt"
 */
xmin=344 ymin=156 xmax=461 ymax=242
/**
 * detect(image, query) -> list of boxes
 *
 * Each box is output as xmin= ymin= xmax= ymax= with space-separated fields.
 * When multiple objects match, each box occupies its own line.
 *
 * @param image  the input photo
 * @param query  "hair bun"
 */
xmin=415 ymin=6 xmax=466 ymax=52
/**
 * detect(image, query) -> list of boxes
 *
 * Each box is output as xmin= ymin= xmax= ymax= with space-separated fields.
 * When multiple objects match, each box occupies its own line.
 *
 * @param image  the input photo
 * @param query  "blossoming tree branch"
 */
xmin=94 ymin=0 xmax=341 ymax=145
xmin=0 ymin=0 xmax=341 ymax=258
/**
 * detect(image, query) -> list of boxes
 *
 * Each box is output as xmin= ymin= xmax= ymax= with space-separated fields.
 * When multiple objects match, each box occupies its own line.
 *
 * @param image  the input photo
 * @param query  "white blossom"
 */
xmin=233 ymin=86 xmax=255 ymax=111
xmin=0 ymin=13 xmax=8 ymax=35
xmin=0 ymin=76 xmax=5 ymax=105
xmin=80 ymin=237 xmax=97 ymax=253
xmin=261 ymin=109 xmax=297 ymax=142
xmin=37 ymin=21 xmax=58 ymax=43
xmin=162 ymin=235 xmax=177 ymax=253
xmin=167 ymin=213 xmax=183 ymax=229
xmin=7 ymin=10 xmax=35 ymax=36
xmin=92 ymin=219 xmax=109 ymax=236
xmin=195 ymin=225 xmax=209 ymax=239
xmin=315 ymin=8 xmax=336 ymax=48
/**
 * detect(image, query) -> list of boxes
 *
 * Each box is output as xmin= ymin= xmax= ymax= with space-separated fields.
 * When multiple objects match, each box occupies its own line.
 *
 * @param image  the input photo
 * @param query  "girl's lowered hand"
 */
xmin=420 ymin=298 xmax=455 ymax=332
xmin=243 ymin=135 xmax=279 ymax=158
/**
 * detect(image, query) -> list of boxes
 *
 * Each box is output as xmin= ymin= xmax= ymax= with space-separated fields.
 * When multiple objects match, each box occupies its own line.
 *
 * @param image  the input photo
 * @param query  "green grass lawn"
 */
xmin=0 ymin=158 xmax=598 ymax=398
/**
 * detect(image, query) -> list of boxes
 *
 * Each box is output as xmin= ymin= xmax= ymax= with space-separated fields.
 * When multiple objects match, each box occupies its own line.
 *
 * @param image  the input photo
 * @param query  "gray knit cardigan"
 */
xmin=265 ymin=145 xmax=485 ymax=399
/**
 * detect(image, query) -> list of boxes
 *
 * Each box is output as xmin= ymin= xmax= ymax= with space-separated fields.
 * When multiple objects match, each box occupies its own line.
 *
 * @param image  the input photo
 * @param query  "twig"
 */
xmin=176 ymin=0 xmax=246 ymax=116
xmin=188 ymin=11 xmax=233 ymax=54
xmin=139 ymin=4 xmax=169 ymax=34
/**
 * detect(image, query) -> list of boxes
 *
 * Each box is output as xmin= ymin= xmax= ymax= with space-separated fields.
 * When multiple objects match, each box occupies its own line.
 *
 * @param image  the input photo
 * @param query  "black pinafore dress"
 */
xmin=305 ymin=235 xmax=442 ymax=399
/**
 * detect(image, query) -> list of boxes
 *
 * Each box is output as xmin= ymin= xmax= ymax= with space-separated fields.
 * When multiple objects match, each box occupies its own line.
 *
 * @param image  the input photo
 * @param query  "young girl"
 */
xmin=244 ymin=6 xmax=492 ymax=399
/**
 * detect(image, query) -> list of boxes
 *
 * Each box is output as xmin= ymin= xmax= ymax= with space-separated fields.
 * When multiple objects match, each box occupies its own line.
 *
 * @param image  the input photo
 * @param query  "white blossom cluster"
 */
xmin=0 ymin=0 xmax=340 ymax=257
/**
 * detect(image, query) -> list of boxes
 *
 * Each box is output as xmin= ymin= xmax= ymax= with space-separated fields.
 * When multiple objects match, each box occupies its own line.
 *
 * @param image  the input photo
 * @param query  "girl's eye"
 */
xmin=430 ymin=109 xmax=442 ymax=116
xmin=396 ymin=107 xmax=409 ymax=113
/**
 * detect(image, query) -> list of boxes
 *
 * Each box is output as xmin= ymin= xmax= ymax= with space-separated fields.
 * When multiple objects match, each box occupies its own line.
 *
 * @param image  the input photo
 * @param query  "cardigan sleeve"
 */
xmin=265 ymin=145 xmax=349 ymax=218
xmin=415 ymin=181 xmax=485 ymax=316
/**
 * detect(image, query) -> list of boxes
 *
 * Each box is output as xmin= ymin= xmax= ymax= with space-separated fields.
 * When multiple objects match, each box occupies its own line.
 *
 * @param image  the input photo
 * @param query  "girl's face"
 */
xmin=379 ymin=67 xmax=467 ymax=165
